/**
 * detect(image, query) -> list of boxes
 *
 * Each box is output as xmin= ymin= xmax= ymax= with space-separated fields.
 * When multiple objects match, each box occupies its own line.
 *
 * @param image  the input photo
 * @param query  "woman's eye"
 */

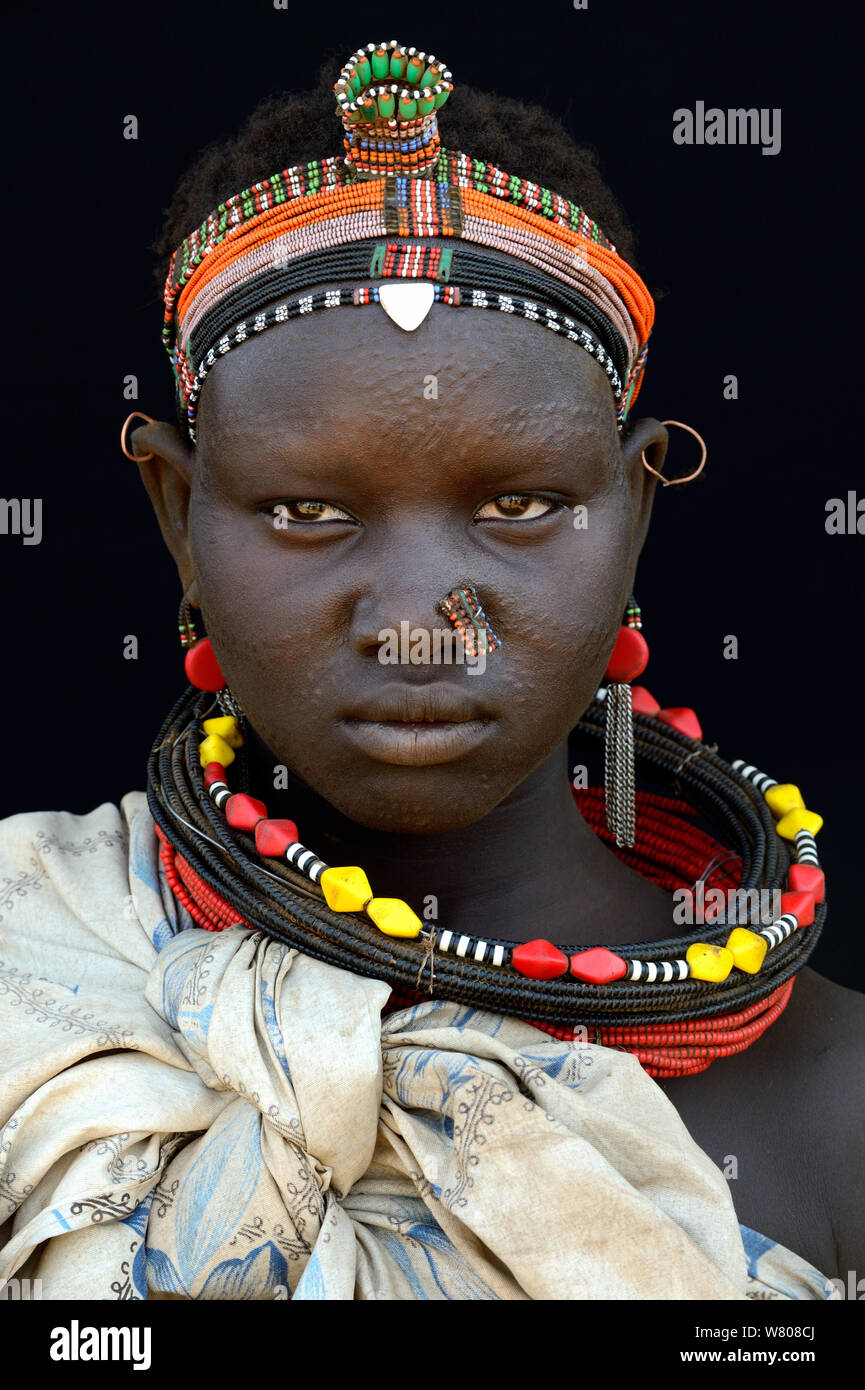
xmin=474 ymin=494 xmax=561 ymax=521
xmin=269 ymin=500 xmax=353 ymax=526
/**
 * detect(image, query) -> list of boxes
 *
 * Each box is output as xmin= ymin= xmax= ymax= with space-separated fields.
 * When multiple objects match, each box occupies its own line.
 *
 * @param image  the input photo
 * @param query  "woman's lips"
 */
xmin=340 ymin=718 xmax=493 ymax=766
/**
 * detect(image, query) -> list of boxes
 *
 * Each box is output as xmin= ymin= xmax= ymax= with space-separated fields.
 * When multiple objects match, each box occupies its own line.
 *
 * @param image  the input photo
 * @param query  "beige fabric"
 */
xmin=0 ymin=793 xmax=751 ymax=1300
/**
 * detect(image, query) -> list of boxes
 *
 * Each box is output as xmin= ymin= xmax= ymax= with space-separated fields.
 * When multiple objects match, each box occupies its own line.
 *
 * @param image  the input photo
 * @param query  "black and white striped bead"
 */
xmin=795 ymin=830 xmax=820 ymax=867
xmin=283 ymin=841 xmax=327 ymax=884
xmin=206 ymin=770 xmax=328 ymax=883
xmin=437 ymin=928 xmax=506 ymax=967
xmin=760 ymin=913 xmax=798 ymax=949
xmin=626 ymin=958 xmax=689 ymax=983
xmin=732 ymin=760 xmax=779 ymax=795
xmin=207 ymin=779 xmax=231 ymax=811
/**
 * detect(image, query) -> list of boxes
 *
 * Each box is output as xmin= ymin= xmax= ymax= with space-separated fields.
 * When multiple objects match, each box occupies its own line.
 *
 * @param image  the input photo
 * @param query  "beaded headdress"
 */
xmin=162 ymin=41 xmax=655 ymax=442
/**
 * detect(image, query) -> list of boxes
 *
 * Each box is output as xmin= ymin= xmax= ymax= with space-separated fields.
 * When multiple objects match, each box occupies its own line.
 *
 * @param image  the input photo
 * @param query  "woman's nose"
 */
xmin=346 ymin=534 xmax=493 ymax=659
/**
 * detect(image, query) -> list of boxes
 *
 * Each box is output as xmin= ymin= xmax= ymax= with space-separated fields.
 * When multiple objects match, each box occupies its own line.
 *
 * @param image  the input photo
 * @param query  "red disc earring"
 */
xmin=604 ymin=597 xmax=649 ymax=684
xmin=178 ymin=594 xmax=226 ymax=692
xmin=185 ymin=639 xmax=227 ymax=692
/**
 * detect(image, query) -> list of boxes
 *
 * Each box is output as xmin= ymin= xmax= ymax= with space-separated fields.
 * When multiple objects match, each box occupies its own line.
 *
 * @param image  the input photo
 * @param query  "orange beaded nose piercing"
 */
xmin=641 ymin=420 xmax=707 ymax=486
xmin=120 ymin=411 xmax=156 ymax=462
xmin=438 ymin=584 xmax=501 ymax=658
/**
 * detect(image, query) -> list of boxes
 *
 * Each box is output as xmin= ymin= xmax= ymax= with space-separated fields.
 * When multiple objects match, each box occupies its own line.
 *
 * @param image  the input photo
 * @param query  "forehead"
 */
xmin=195 ymin=298 xmax=617 ymax=458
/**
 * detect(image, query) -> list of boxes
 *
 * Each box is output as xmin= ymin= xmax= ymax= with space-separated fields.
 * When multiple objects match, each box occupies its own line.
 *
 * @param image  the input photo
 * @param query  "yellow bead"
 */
xmin=725 ymin=927 xmax=768 ymax=974
xmin=776 ymin=808 xmax=823 ymax=840
xmin=686 ymin=941 xmax=734 ymax=982
xmin=320 ymin=866 xmax=373 ymax=912
xmin=366 ymin=897 xmax=422 ymax=939
xmin=764 ymin=783 xmax=804 ymax=818
xmin=199 ymin=733 xmax=235 ymax=768
xmin=202 ymin=715 xmax=244 ymax=749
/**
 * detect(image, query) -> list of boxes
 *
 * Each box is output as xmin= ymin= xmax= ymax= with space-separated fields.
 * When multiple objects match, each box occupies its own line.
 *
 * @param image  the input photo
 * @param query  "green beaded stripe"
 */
xmin=172 ymin=156 xmax=349 ymax=293
xmin=171 ymin=148 xmax=610 ymax=297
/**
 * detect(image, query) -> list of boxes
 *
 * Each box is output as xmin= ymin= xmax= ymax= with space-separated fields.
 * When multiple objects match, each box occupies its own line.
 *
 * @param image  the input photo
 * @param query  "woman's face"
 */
xmin=173 ymin=300 xmax=657 ymax=834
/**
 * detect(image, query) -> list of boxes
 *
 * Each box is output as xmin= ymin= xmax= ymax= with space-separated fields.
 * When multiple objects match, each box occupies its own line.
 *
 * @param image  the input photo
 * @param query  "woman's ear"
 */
xmin=127 ymin=418 xmax=199 ymax=598
xmin=619 ymin=416 xmax=668 ymax=576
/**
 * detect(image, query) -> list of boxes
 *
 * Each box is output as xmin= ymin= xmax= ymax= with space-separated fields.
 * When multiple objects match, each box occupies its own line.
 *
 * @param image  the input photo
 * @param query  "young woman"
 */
xmin=0 ymin=42 xmax=861 ymax=1301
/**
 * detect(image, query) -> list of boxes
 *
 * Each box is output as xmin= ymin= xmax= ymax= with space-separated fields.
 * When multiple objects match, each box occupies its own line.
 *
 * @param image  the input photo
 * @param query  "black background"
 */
xmin=1 ymin=0 xmax=861 ymax=987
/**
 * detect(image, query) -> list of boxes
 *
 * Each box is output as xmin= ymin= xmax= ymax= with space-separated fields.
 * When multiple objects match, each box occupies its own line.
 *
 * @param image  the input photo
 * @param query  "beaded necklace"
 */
xmin=146 ymin=684 xmax=825 ymax=1079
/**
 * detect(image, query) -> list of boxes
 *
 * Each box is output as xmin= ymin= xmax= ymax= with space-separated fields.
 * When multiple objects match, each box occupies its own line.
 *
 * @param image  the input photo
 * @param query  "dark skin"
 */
xmin=131 ymin=283 xmax=864 ymax=1284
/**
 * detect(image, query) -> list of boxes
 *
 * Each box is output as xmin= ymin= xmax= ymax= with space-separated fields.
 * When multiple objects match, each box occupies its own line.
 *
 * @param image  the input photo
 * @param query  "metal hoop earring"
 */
xmin=641 ymin=420 xmax=707 ymax=487
xmin=120 ymin=411 xmax=156 ymax=462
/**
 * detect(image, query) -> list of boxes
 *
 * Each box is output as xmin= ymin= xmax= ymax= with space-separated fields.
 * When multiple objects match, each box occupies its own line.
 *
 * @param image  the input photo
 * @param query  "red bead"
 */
xmin=568 ymin=946 xmax=628 ymax=983
xmin=203 ymin=761 xmax=227 ymax=789
xmin=631 ymin=684 xmax=660 ymax=716
xmin=604 ymin=626 xmax=649 ymax=684
xmin=788 ymin=863 xmax=825 ymax=904
xmin=184 ymin=637 xmax=226 ymax=692
xmin=254 ymin=818 xmax=300 ymax=856
xmin=657 ymin=707 xmax=703 ymax=741
xmin=511 ymin=938 xmax=569 ymax=980
xmin=779 ymin=889 xmax=815 ymax=928
xmin=224 ymin=793 xmax=268 ymax=831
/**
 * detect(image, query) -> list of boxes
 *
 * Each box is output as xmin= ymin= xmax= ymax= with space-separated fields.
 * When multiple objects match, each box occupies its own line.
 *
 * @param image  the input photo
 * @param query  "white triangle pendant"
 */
xmin=378 ymin=281 xmax=435 ymax=331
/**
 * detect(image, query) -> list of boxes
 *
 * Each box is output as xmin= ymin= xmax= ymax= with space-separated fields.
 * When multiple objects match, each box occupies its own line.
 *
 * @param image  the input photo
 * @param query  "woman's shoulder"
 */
xmin=784 ymin=966 xmax=865 ymax=1052
xmin=0 ymin=791 xmax=146 ymax=905
xmin=658 ymin=966 xmax=864 ymax=1278
xmin=758 ymin=966 xmax=865 ymax=1154
xmin=780 ymin=968 xmax=865 ymax=1272
xmin=0 ymin=792 xmax=147 ymax=856
xmin=0 ymin=790 xmax=159 ymax=973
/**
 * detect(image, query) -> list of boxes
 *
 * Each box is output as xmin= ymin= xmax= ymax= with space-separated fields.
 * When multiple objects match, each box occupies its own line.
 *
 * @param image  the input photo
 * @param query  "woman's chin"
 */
xmin=310 ymin=776 xmax=508 ymax=836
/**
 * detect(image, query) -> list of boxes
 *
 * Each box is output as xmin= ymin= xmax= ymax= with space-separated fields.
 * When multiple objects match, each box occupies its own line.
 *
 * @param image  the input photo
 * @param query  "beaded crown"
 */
xmin=162 ymin=41 xmax=655 ymax=442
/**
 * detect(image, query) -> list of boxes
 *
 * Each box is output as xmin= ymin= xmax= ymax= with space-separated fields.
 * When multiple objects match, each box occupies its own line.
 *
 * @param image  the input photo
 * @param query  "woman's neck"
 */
xmin=242 ymin=725 xmax=674 ymax=947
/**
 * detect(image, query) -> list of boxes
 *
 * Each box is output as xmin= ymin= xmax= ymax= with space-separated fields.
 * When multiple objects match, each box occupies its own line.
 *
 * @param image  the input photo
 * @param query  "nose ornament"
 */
xmin=438 ymin=584 xmax=501 ymax=658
